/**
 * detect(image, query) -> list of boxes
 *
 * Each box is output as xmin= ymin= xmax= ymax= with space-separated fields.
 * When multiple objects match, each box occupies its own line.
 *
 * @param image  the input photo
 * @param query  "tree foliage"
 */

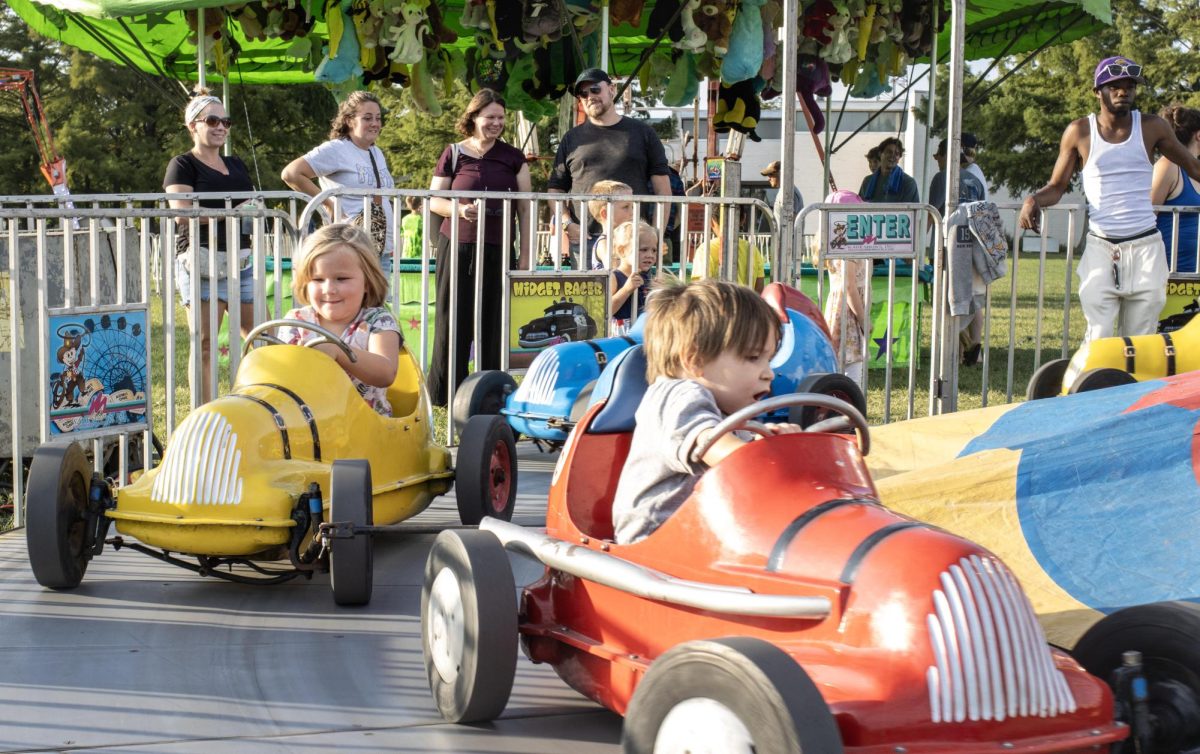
xmin=921 ymin=0 xmax=1200 ymax=196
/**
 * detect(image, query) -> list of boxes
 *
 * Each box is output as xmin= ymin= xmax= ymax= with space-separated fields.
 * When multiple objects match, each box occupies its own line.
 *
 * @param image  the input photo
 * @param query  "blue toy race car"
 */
xmin=452 ymin=284 xmax=865 ymax=464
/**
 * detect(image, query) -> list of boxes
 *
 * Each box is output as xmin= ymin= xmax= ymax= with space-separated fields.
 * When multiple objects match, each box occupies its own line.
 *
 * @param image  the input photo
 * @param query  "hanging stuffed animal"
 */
xmin=821 ymin=0 xmax=854 ymax=65
xmin=461 ymin=0 xmax=489 ymax=30
xmin=315 ymin=0 xmax=363 ymax=83
xmin=609 ymin=0 xmax=646 ymax=26
xmin=647 ymin=0 xmax=686 ymax=44
xmin=408 ymin=56 xmax=442 ymax=115
xmin=720 ymin=0 xmax=764 ymax=83
xmin=232 ymin=4 xmax=269 ymax=41
xmin=523 ymin=0 xmax=563 ymax=40
xmin=675 ymin=0 xmax=708 ymax=52
xmin=639 ymin=48 xmax=674 ymax=94
xmin=713 ymin=79 xmax=762 ymax=141
xmin=757 ymin=0 xmax=779 ymax=82
xmin=693 ymin=0 xmax=736 ymax=57
xmin=796 ymin=54 xmax=831 ymax=134
xmin=662 ymin=50 xmax=699 ymax=106
xmin=387 ymin=0 xmax=429 ymax=64
xmin=564 ymin=0 xmax=602 ymax=36
xmin=426 ymin=0 xmax=459 ymax=46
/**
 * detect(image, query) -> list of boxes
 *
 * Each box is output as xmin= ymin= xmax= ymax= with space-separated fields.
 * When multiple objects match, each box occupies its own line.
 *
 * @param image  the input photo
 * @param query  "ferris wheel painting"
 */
xmin=46 ymin=309 xmax=149 ymax=437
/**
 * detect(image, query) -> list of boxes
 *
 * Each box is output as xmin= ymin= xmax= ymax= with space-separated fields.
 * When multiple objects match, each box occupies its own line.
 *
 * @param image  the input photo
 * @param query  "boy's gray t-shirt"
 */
xmin=611 ymin=378 xmax=723 ymax=544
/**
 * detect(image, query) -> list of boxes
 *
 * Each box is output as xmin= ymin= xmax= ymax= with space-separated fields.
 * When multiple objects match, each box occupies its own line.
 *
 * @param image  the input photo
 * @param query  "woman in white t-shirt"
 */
xmin=282 ymin=91 xmax=396 ymax=262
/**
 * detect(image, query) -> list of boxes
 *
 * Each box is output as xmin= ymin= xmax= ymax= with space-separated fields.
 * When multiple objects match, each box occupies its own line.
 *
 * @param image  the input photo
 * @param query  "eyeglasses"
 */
xmin=576 ymin=84 xmax=604 ymax=98
xmin=1103 ymin=62 xmax=1142 ymax=80
xmin=194 ymin=115 xmax=233 ymax=128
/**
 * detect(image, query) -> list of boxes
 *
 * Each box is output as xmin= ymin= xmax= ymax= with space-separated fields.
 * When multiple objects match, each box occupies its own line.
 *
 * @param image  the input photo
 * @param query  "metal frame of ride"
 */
xmin=0 ymin=68 xmax=69 ymax=196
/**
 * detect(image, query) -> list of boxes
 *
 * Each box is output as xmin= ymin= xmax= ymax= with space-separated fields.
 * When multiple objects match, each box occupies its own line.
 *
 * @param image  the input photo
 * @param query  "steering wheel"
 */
xmin=241 ymin=318 xmax=357 ymax=362
xmin=690 ymin=393 xmax=869 ymax=463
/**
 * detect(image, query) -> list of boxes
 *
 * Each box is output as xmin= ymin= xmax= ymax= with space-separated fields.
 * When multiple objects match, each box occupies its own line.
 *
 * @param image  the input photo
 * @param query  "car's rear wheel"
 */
xmin=328 ymin=460 xmax=373 ymax=607
xmin=455 ymin=415 xmax=517 ymax=525
xmin=26 ymin=442 xmax=95 ymax=589
xmin=421 ymin=529 xmax=517 ymax=723
xmin=1072 ymin=602 xmax=1200 ymax=753
xmin=1068 ymin=367 xmax=1137 ymax=394
xmin=791 ymin=372 xmax=867 ymax=430
xmin=451 ymin=370 xmax=517 ymax=438
xmin=1026 ymin=357 xmax=1071 ymax=400
xmin=622 ymin=637 xmax=843 ymax=754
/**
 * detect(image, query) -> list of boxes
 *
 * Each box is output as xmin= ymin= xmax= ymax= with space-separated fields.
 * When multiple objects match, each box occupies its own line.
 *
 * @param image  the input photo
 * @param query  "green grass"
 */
xmin=864 ymin=251 xmax=1083 ymax=424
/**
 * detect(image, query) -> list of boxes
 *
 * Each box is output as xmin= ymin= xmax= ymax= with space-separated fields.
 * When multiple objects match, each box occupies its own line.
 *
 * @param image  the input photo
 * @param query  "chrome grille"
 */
xmin=151 ymin=411 xmax=243 ymax=505
xmin=926 ymin=554 xmax=1076 ymax=723
xmin=512 ymin=348 xmax=559 ymax=406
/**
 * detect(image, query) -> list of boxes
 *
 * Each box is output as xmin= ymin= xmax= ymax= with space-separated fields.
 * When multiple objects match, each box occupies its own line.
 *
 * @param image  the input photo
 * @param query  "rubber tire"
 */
xmin=792 ymin=372 xmax=868 ymax=430
xmin=451 ymin=370 xmax=517 ymax=437
xmin=26 ymin=442 xmax=94 ymax=589
xmin=622 ymin=637 xmax=844 ymax=754
xmin=568 ymin=379 xmax=598 ymax=424
xmin=1072 ymin=601 xmax=1200 ymax=753
xmin=455 ymin=415 xmax=518 ymax=525
xmin=421 ymin=529 xmax=518 ymax=723
xmin=1026 ymin=357 xmax=1071 ymax=400
xmin=329 ymin=459 xmax=374 ymax=607
xmin=1068 ymin=367 xmax=1138 ymax=394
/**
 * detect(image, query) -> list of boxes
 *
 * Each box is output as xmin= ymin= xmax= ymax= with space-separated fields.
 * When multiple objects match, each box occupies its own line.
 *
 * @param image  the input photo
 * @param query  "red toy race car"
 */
xmin=420 ymin=346 xmax=1129 ymax=752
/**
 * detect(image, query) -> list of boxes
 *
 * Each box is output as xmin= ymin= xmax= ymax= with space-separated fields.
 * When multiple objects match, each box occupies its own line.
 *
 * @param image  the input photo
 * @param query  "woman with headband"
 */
xmin=163 ymin=90 xmax=256 ymax=402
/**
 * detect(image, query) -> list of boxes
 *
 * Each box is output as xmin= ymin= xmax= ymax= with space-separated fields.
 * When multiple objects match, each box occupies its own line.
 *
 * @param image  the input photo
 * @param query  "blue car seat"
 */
xmin=588 ymin=345 xmax=648 ymax=434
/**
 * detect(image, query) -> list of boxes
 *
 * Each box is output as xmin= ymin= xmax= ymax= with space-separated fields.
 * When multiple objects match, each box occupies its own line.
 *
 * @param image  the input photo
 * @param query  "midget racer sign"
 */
xmin=825 ymin=209 xmax=917 ymax=257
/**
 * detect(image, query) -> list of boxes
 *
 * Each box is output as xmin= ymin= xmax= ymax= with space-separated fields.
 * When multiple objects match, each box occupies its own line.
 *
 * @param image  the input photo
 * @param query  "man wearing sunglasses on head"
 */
xmin=547 ymin=68 xmax=672 ymax=266
xmin=1019 ymin=56 xmax=1200 ymax=343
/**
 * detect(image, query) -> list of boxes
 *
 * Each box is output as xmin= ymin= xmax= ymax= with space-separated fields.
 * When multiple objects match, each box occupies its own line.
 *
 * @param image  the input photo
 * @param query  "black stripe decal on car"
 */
xmin=247 ymin=382 xmax=321 ymax=461
xmin=227 ymin=394 xmax=292 ymax=460
xmin=767 ymin=497 xmax=880 ymax=572
xmin=840 ymin=521 xmax=925 ymax=584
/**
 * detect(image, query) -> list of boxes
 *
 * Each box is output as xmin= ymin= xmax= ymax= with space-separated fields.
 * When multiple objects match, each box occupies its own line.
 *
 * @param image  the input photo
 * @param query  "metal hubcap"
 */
xmin=653 ymin=697 xmax=755 ymax=754
xmin=427 ymin=567 xmax=465 ymax=683
xmin=488 ymin=442 xmax=511 ymax=514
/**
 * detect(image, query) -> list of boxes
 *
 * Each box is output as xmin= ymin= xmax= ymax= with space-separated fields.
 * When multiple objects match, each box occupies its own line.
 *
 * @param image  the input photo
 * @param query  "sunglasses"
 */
xmin=194 ymin=115 xmax=233 ymax=128
xmin=1103 ymin=62 xmax=1142 ymax=80
xmin=576 ymin=84 xmax=604 ymax=98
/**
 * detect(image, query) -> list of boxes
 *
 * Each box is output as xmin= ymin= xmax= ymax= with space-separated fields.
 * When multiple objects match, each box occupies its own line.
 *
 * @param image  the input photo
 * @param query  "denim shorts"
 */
xmin=174 ymin=253 xmax=255 ymax=306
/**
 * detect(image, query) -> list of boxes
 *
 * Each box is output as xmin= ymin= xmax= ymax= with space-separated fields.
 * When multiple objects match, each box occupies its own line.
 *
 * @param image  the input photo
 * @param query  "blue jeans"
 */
xmin=174 ymin=254 xmax=254 ymax=307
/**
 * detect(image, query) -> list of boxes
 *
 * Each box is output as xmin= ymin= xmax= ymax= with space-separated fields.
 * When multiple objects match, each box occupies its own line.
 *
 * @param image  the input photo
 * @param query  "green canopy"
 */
xmin=12 ymin=0 xmax=1112 ymax=88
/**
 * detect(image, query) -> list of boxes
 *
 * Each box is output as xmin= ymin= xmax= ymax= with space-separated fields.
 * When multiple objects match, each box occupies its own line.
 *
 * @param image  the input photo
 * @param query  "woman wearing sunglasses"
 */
xmin=163 ymin=91 xmax=256 ymax=403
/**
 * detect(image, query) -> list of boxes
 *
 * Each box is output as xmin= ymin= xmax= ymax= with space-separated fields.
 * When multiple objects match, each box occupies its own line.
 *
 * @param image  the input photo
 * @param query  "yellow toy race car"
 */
xmin=1026 ymin=312 xmax=1200 ymax=399
xmin=25 ymin=319 xmax=516 ymax=606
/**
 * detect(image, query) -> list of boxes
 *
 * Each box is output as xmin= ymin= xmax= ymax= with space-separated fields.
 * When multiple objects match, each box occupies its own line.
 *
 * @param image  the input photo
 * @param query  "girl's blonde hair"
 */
xmin=293 ymin=224 xmax=388 ymax=309
xmin=611 ymin=220 xmax=659 ymax=262
xmin=644 ymin=278 xmax=780 ymax=382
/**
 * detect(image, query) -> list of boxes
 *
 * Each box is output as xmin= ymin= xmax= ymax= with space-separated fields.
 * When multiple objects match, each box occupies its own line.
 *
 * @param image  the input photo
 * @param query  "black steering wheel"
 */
xmin=241 ymin=318 xmax=357 ymax=362
xmin=690 ymin=393 xmax=869 ymax=463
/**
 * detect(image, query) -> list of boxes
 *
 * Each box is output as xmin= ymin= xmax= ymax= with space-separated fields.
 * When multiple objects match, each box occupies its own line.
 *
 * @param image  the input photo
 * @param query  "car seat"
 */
xmin=386 ymin=349 xmax=421 ymax=418
xmin=587 ymin=345 xmax=649 ymax=434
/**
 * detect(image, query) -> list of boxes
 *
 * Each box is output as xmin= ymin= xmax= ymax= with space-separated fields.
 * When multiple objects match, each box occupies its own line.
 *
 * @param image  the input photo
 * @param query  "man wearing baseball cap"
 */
xmin=548 ymin=67 xmax=671 ymax=262
xmin=1019 ymin=56 xmax=1200 ymax=342
xmin=761 ymin=160 xmax=804 ymax=224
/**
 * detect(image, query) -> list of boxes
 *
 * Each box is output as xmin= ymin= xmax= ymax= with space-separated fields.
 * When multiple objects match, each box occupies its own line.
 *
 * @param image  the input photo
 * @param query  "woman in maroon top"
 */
xmin=426 ymin=89 xmax=531 ymax=406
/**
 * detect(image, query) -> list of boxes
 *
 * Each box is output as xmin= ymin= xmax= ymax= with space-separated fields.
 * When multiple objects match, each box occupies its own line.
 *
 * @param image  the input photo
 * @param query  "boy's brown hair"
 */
xmin=644 ymin=279 xmax=780 ymax=381
xmin=586 ymin=180 xmax=633 ymax=222
xmin=293 ymin=223 xmax=389 ymax=309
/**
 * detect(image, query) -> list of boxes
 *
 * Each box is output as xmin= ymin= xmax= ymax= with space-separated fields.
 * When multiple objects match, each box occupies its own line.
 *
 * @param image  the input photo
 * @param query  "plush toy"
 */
xmin=693 ymin=0 xmax=735 ymax=56
xmin=409 ymin=56 xmax=442 ymax=115
xmin=796 ymin=54 xmax=831 ymax=134
xmin=609 ymin=0 xmax=646 ymax=26
xmin=466 ymin=46 xmax=509 ymax=90
xmin=638 ymin=49 xmax=674 ymax=94
xmin=675 ymin=0 xmax=708 ymax=52
xmin=564 ymin=0 xmax=602 ymax=36
xmin=802 ymin=0 xmax=836 ymax=45
xmin=821 ymin=0 xmax=854 ymax=65
xmin=387 ymin=0 xmax=428 ymax=64
xmin=461 ymin=0 xmax=489 ymax=30
xmin=232 ymin=4 xmax=269 ymax=41
xmin=490 ymin=0 xmax=523 ymax=41
xmin=757 ymin=0 xmax=779 ymax=81
xmin=720 ymin=0 xmax=764 ymax=84
xmin=315 ymin=0 xmax=362 ymax=82
xmin=426 ymin=1 xmax=459 ymax=46
xmin=350 ymin=0 xmax=384 ymax=72
xmin=523 ymin=0 xmax=563 ymax=40
xmin=647 ymin=0 xmax=686 ymax=44
xmin=713 ymin=79 xmax=762 ymax=141
xmin=662 ymin=51 xmax=699 ymax=106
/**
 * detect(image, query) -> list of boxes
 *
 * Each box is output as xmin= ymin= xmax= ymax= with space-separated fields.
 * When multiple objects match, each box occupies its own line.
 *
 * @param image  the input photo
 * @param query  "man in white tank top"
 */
xmin=1019 ymin=56 xmax=1200 ymax=343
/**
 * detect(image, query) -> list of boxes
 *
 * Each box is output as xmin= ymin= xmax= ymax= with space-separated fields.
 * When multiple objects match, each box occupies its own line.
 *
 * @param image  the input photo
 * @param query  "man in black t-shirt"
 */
xmin=548 ymin=68 xmax=672 ymax=254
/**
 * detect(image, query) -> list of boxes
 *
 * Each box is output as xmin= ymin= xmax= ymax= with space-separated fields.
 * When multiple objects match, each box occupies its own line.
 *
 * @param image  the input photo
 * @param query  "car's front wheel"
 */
xmin=26 ymin=442 xmax=97 ymax=589
xmin=622 ymin=637 xmax=844 ymax=754
xmin=421 ymin=529 xmax=517 ymax=723
xmin=1072 ymin=601 xmax=1200 ymax=753
xmin=328 ymin=460 xmax=374 ymax=607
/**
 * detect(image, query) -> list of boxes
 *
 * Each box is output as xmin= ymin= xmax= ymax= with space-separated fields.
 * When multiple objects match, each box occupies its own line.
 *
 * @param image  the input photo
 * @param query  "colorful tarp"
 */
xmin=869 ymin=375 xmax=1200 ymax=648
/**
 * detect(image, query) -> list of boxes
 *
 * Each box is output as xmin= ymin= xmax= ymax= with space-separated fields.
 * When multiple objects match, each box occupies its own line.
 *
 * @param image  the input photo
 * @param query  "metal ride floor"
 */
xmin=0 ymin=445 xmax=623 ymax=753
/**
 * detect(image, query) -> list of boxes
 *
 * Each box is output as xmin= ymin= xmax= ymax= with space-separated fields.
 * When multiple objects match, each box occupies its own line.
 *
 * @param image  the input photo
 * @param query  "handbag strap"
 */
xmin=367 ymin=147 xmax=383 ymax=206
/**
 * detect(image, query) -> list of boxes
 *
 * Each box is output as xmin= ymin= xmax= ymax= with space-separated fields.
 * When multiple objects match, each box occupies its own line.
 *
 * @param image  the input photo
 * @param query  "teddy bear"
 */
xmin=523 ymin=0 xmax=563 ymax=40
xmin=692 ymin=0 xmax=735 ymax=57
xmin=231 ymin=3 xmax=269 ymax=42
xmin=674 ymin=0 xmax=708 ymax=52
